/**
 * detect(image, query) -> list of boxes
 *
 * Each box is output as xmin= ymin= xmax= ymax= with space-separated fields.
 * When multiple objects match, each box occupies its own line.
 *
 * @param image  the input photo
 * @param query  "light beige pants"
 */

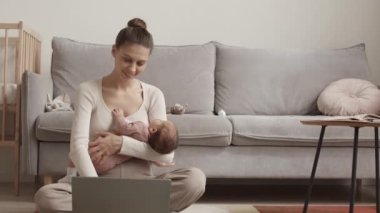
xmin=34 ymin=159 xmax=206 ymax=213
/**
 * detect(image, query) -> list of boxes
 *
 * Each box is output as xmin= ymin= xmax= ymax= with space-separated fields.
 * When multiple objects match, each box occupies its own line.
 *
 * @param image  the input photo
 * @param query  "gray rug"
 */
xmin=183 ymin=204 xmax=259 ymax=213
xmin=0 ymin=201 xmax=259 ymax=213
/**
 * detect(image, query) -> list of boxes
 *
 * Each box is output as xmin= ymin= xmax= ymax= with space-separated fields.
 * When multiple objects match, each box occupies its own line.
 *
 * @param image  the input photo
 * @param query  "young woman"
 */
xmin=34 ymin=18 xmax=206 ymax=213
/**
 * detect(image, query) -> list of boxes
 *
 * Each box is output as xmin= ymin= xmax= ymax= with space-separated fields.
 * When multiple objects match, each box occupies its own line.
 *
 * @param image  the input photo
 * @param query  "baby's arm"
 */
xmin=112 ymin=109 xmax=149 ymax=141
xmin=112 ymin=108 xmax=127 ymax=135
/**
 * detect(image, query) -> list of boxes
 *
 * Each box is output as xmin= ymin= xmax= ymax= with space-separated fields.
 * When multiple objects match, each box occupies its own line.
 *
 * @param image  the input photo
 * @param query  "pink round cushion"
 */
xmin=317 ymin=78 xmax=380 ymax=116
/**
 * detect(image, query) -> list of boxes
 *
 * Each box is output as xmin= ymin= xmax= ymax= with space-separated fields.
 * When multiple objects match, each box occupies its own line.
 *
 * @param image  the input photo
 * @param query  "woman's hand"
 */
xmin=88 ymin=132 xmax=123 ymax=165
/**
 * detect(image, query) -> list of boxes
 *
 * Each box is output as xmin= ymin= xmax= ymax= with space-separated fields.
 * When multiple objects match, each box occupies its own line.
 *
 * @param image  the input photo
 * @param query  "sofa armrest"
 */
xmin=21 ymin=70 xmax=53 ymax=175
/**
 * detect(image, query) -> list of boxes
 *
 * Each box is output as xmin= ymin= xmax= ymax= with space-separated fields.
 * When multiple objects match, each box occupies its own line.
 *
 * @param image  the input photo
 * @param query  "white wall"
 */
xmin=0 ymin=0 xmax=379 ymax=181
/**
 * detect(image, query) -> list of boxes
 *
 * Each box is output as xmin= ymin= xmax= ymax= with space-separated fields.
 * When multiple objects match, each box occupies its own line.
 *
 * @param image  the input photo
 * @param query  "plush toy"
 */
xmin=217 ymin=109 xmax=226 ymax=117
xmin=170 ymin=103 xmax=187 ymax=114
xmin=45 ymin=93 xmax=73 ymax=112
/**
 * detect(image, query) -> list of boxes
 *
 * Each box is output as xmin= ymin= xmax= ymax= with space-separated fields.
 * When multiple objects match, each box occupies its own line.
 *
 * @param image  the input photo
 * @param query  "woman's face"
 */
xmin=112 ymin=43 xmax=151 ymax=79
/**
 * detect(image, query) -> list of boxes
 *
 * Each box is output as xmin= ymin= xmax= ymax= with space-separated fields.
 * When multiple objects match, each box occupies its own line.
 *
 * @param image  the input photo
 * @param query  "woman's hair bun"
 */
xmin=127 ymin=18 xmax=147 ymax=29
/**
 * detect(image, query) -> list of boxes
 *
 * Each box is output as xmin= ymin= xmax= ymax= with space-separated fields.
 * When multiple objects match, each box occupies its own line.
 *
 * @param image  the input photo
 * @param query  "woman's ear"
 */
xmin=111 ymin=45 xmax=117 ymax=57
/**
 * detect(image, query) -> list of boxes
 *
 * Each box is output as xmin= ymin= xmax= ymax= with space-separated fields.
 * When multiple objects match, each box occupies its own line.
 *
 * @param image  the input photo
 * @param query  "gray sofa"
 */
xmin=22 ymin=37 xmax=378 ymax=181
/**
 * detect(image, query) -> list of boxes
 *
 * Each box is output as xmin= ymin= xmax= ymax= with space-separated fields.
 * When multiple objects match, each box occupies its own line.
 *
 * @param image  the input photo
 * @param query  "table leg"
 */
xmin=349 ymin=127 xmax=360 ymax=213
xmin=375 ymin=127 xmax=379 ymax=213
xmin=303 ymin=126 xmax=326 ymax=213
xmin=15 ymin=142 xmax=20 ymax=196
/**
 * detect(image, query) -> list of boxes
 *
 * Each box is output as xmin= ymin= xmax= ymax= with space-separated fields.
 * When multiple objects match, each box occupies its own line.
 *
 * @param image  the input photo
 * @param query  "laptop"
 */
xmin=72 ymin=177 xmax=171 ymax=213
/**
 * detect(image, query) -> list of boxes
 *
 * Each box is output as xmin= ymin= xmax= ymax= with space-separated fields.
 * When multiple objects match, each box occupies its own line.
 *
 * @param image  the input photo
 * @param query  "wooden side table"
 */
xmin=301 ymin=120 xmax=380 ymax=213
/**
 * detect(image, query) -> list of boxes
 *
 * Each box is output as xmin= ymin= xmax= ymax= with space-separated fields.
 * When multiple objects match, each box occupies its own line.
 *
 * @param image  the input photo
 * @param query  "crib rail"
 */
xmin=0 ymin=21 xmax=41 ymax=195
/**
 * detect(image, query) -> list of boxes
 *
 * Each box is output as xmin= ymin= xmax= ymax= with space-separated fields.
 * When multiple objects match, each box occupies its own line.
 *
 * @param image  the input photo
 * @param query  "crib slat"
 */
xmin=22 ymin=32 xmax=26 ymax=76
xmin=15 ymin=26 xmax=22 ymax=84
xmin=36 ymin=40 xmax=40 ymax=73
xmin=1 ymin=29 xmax=8 ymax=144
xmin=14 ymin=86 xmax=21 ymax=195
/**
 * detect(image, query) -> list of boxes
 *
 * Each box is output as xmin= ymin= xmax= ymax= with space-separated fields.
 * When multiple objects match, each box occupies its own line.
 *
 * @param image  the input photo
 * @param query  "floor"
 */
xmin=0 ymin=178 xmax=377 ymax=212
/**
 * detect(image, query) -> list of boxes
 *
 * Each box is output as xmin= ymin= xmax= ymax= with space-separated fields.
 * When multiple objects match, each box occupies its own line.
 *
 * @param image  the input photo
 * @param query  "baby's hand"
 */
xmin=112 ymin=108 xmax=124 ymax=118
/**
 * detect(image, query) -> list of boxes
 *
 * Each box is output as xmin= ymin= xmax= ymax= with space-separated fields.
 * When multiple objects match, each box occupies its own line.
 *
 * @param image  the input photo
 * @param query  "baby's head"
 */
xmin=148 ymin=119 xmax=178 ymax=154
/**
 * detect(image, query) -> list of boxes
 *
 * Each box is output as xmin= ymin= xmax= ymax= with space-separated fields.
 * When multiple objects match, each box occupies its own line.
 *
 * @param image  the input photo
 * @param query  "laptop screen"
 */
xmin=72 ymin=177 xmax=171 ymax=213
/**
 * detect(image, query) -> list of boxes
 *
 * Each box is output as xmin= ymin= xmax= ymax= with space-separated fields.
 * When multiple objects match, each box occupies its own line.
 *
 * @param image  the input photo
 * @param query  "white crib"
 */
xmin=0 ymin=22 xmax=41 ymax=195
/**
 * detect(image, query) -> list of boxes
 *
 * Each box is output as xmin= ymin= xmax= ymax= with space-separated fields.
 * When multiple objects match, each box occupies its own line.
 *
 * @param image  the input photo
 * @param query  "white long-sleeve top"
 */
xmin=69 ymin=79 xmax=173 ymax=177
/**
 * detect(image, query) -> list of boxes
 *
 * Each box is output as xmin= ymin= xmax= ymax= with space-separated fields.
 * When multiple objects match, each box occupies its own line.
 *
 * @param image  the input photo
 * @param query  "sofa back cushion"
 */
xmin=139 ymin=43 xmax=215 ymax=114
xmin=51 ymin=37 xmax=215 ymax=114
xmin=52 ymin=37 xmax=114 ymax=107
xmin=215 ymin=43 xmax=371 ymax=115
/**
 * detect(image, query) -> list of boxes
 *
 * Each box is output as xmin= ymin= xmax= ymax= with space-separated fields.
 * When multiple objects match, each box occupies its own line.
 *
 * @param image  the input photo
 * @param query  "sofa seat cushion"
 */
xmin=230 ymin=115 xmax=376 ymax=147
xmin=36 ymin=112 xmax=232 ymax=146
xmin=36 ymin=111 xmax=74 ymax=142
xmin=168 ymin=114 xmax=232 ymax=146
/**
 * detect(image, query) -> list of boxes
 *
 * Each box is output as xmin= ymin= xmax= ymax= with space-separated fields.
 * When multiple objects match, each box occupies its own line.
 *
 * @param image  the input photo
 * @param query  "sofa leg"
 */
xmin=43 ymin=175 xmax=53 ymax=185
xmin=356 ymin=179 xmax=362 ymax=200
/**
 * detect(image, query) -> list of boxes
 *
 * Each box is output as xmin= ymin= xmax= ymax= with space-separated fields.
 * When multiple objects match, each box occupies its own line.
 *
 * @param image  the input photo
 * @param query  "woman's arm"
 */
xmin=69 ymin=83 xmax=98 ymax=177
xmin=120 ymin=136 xmax=174 ymax=163
xmin=120 ymin=87 xmax=173 ymax=162
xmin=89 ymin=131 xmax=174 ymax=164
